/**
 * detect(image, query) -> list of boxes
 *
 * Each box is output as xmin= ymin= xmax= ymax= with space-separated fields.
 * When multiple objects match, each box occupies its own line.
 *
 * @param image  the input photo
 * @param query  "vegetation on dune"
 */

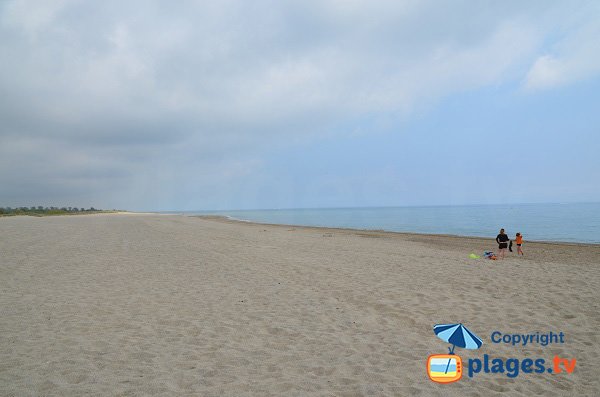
xmin=0 ymin=206 xmax=122 ymax=217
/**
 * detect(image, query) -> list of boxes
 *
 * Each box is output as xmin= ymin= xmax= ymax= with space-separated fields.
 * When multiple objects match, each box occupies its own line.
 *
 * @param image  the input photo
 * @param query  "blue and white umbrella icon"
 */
xmin=433 ymin=323 xmax=482 ymax=375
xmin=433 ymin=323 xmax=483 ymax=355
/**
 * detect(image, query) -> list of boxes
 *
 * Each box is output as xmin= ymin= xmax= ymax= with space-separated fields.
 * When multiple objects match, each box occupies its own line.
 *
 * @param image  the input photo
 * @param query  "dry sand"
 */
xmin=1 ymin=213 xmax=599 ymax=396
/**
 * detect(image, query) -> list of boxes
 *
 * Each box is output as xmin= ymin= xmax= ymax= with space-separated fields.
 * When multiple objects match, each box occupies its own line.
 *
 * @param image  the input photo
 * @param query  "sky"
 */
xmin=1 ymin=0 xmax=599 ymax=211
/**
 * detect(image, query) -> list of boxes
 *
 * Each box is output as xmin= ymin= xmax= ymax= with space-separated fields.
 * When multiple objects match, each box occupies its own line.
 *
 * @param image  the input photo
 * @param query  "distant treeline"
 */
xmin=0 ymin=206 xmax=118 ymax=216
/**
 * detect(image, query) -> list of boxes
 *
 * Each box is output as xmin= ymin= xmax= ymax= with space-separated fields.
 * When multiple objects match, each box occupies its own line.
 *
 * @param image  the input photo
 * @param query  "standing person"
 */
xmin=496 ymin=228 xmax=509 ymax=259
xmin=515 ymin=232 xmax=524 ymax=256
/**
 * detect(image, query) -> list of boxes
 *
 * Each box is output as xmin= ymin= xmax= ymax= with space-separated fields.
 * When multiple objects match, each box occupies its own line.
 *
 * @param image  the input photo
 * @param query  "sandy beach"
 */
xmin=1 ymin=213 xmax=599 ymax=396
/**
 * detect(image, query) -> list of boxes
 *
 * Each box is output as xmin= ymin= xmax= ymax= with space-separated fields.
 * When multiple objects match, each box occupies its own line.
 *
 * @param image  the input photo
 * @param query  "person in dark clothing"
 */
xmin=496 ymin=228 xmax=510 ymax=259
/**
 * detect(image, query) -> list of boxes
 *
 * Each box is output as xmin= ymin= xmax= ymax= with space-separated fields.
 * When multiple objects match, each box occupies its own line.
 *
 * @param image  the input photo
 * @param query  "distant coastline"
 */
xmin=0 ymin=206 xmax=125 ymax=217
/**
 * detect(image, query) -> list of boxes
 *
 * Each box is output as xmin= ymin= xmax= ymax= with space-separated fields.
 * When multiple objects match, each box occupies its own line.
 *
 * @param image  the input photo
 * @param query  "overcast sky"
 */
xmin=1 ymin=1 xmax=599 ymax=210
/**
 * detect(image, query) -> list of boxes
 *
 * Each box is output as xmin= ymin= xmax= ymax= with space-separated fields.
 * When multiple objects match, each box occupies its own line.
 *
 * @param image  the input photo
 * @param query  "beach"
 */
xmin=1 ymin=213 xmax=599 ymax=396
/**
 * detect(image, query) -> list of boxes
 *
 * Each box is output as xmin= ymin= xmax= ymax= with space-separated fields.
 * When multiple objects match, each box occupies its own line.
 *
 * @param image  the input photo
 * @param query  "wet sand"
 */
xmin=1 ymin=213 xmax=599 ymax=396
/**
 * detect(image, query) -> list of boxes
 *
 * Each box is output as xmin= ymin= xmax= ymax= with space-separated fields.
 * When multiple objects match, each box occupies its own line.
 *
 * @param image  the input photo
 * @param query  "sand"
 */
xmin=1 ymin=213 xmax=599 ymax=396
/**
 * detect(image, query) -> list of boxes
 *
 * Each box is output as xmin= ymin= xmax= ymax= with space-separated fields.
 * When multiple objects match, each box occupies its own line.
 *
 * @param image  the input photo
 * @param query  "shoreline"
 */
xmin=192 ymin=214 xmax=600 ymax=248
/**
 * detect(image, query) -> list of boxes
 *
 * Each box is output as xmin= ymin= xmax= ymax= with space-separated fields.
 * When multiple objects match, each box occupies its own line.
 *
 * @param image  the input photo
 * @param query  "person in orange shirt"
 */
xmin=515 ymin=233 xmax=524 ymax=256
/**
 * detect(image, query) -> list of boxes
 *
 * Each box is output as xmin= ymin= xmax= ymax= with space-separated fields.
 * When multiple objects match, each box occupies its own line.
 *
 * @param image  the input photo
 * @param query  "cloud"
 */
xmin=525 ymin=4 xmax=600 ymax=90
xmin=1 ymin=0 xmax=599 ymax=208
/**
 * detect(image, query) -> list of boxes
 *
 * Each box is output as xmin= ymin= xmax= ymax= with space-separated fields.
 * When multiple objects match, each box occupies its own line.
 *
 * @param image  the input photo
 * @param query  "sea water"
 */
xmin=178 ymin=203 xmax=600 ymax=244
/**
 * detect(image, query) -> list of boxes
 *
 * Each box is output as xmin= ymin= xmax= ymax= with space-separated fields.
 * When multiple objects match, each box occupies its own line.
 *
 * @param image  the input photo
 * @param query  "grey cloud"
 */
xmin=1 ymin=0 xmax=598 ymax=209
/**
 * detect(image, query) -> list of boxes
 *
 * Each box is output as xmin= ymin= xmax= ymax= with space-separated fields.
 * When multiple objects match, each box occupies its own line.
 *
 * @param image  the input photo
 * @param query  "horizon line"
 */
xmin=155 ymin=200 xmax=600 ymax=213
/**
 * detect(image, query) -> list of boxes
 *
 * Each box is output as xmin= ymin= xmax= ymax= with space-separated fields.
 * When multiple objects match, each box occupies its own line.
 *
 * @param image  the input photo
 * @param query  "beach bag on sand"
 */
xmin=483 ymin=251 xmax=497 ymax=260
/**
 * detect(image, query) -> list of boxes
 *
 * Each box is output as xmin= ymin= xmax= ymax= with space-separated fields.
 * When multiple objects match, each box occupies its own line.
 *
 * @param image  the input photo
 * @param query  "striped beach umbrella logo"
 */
xmin=433 ymin=323 xmax=483 ymax=354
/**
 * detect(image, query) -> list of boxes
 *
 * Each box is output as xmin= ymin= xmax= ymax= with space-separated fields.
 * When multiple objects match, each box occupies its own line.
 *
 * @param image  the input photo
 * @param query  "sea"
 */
xmin=172 ymin=203 xmax=600 ymax=244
